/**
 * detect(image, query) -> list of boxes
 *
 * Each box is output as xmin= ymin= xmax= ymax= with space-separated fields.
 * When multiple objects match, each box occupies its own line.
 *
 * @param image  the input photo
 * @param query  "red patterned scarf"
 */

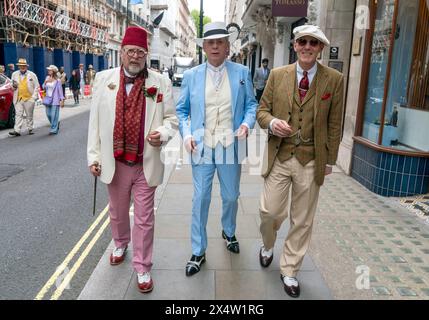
xmin=113 ymin=67 xmax=146 ymax=164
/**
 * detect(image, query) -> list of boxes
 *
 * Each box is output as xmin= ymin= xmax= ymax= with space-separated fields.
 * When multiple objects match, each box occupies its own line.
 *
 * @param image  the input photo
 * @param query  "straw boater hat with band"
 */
xmin=195 ymin=21 xmax=237 ymax=47
xmin=16 ymin=58 xmax=29 ymax=66
xmin=293 ymin=24 xmax=330 ymax=46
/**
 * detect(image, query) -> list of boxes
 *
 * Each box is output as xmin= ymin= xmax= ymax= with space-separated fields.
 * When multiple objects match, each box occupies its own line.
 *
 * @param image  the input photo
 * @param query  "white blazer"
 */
xmin=11 ymin=70 xmax=40 ymax=104
xmin=87 ymin=68 xmax=178 ymax=187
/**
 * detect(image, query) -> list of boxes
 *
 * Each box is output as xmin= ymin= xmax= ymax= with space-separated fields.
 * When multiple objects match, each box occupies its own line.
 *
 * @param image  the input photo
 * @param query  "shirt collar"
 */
xmin=207 ymin=60 xmax=226 ymax=73
xmin=297 ymin=62 xmax=317 ymax=76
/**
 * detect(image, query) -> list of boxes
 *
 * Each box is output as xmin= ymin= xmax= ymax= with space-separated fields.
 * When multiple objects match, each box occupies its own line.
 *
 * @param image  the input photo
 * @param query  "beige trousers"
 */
xmin=259 ymin=156 xmax=320 ymax=277
xmin=14 ymin=100 xmax=35 ymax=132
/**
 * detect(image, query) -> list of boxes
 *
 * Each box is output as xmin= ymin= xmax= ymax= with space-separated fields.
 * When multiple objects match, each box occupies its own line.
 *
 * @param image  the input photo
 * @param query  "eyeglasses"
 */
xmin=296 ymin=38 xmax=320 ymax=47
xmin=124 ymin=48 xmax=147 ymax=58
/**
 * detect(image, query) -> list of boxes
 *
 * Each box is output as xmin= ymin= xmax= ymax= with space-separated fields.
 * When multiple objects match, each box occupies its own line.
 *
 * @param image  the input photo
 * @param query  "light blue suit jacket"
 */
xmin=176 ymin=61 xmax=258 ymax=162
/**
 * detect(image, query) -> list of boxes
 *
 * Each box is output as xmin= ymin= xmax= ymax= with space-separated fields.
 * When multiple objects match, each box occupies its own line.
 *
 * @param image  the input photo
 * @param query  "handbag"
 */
xmin=43 ymin=95 xmax=53 ymax=105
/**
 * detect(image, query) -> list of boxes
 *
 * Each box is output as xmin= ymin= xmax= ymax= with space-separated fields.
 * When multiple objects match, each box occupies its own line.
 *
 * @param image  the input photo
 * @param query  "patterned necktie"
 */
xmin=299 ymin=71 xmax=309 ymax=102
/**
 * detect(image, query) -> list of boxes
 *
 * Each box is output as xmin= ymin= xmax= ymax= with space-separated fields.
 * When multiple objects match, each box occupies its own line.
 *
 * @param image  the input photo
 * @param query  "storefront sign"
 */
xmin=330 ymin=47 xmax=339 ymax=59
xmin=328 ymin=61 xmax=343 ymax=73
xmin=272 ymin=0 xmax=309 ymax=17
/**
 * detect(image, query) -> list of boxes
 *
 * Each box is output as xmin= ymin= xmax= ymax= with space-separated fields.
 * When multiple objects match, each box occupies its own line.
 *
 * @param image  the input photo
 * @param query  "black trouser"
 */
xmin=73 ymin=89 xmax=79 ymax=103
xmin=255 ymin=89 xmax=265 ymax=103
xmin=62 ymin=84 xmax=66 ymax=98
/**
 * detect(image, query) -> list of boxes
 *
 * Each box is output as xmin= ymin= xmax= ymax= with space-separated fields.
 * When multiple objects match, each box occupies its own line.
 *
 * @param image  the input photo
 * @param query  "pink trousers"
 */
xmin=107 ymin=160 xmax=156 ymax=273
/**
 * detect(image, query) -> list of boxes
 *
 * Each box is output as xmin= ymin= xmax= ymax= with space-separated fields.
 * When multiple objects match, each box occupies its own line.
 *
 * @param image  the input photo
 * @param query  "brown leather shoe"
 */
xmin=259 ymin=247 xmax=273 ymax=268
xmin=281 ymin=275 xmax=300 ymax=298
xmin=109 ymin=246 xmax=127 ymax=265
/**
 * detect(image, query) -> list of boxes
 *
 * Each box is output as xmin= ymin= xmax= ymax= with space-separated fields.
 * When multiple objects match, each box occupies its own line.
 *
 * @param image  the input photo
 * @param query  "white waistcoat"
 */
xmin=204 ymin=70 xmax=234 ymax=148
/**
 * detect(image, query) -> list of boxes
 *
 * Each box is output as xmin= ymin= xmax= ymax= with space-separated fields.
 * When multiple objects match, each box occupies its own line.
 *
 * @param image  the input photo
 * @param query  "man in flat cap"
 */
xmin=176 ymin=21 xmax=258 ymax=276
xmin=256 ymin=25 xmax=344 ymax=298
xmin=87 ymin=26 xmax=178 ymax=293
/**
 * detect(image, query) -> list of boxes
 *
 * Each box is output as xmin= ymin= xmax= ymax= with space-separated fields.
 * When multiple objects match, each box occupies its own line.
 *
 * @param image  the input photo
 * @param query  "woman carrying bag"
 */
xmin=43 ymin=65 xmax=65 ymax=135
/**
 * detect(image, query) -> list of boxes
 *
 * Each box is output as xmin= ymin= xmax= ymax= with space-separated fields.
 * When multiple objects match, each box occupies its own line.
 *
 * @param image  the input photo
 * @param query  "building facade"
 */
xmin=149 ymin=0 xmax=176 ymax=70
xmin=175 ymin=0 xmax=195 ymax=58
xmin=106 ymin=0 xmax=153 ymax=69
xmin=0 ymin=0 xmax=153 ymax=79
xmin=339 ymin=0 xmax=429 ymax=196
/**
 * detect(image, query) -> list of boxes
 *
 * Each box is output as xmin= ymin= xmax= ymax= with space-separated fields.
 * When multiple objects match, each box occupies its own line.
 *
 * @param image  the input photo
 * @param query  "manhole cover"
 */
xmin=0 ymin=164 xmax=24 ymax=182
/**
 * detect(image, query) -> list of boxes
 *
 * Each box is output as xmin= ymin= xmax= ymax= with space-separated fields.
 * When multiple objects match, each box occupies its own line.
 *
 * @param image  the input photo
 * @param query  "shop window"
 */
xmin=361 ymin=0 xmax=395 ymax=145
xmin=361 ymin=0 xmax=429 ymax=152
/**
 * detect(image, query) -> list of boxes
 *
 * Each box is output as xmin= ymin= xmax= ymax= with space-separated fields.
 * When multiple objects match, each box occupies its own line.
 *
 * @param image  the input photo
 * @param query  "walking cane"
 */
xmin=92 ymin=163 xmax=100 ymax=216
xmin=93 ymin=176 xmax=97 ymax=216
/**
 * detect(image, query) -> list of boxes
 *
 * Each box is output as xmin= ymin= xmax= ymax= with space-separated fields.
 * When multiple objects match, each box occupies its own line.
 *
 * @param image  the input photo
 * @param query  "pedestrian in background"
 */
xmin=42 ymin=65 xmax=65 ymax=135
xmin=9 ymin=58 xmax=39 ymax=137
xmin=6 ymin=63 xmax=15 ymax=78
xmin=0 ymin=65 xmax=5 ymax=75
xmin=69 ymin=69 xmax=80 ymax=105
xmin=59 ymin=66 xmax=67 ymax=98
xmin=253 ymin=58 xmax=270 ymax=103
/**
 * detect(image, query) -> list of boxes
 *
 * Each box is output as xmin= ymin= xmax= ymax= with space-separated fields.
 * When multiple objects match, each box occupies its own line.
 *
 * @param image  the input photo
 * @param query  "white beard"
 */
xmin=127 ymin=64 xmax=144 ymax=75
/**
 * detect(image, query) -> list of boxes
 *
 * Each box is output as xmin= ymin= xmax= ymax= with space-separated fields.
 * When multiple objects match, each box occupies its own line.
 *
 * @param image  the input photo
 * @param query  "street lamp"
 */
xmin=199 ymin=0 xmax=203 ymax=64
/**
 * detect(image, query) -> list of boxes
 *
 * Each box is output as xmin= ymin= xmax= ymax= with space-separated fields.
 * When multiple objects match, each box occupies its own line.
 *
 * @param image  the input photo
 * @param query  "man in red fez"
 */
xmin=87 ymin=26 xmax=178 ymax=293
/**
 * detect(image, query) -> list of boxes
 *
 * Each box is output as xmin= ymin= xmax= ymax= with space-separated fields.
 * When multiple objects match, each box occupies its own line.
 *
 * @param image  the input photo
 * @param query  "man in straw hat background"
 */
xmin=256 ymin=24 xmax=344 ymax=298
xmin=176 ymin=21 xmax=258 ymax=277
xmin=9 ymin=58 xmax=40 ymax=137
xmin=87 ymin=26 xmax=178 ymax=293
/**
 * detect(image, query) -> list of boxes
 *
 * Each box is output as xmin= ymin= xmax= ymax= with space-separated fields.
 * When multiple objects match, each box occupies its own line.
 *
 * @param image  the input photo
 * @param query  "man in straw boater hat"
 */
xmin=87 ymin=26 xmax=178 ymax=293
xmin=9 ymin=58 xmax=40 ymax=136
xmin=256 ymin=24 xmax=344 ymax=298
xmin=176 ymin=21 xmax=258 ymax=276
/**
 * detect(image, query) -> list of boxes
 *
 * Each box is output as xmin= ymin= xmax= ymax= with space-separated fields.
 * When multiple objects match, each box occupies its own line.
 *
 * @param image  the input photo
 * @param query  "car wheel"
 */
xmin=7 ymin=103 xmax=15 ymax=128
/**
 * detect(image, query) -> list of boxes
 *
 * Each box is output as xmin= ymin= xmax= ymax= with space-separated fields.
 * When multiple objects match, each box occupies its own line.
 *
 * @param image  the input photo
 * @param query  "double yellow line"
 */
xmin=35 ymin=204 xmax=110 ymax=300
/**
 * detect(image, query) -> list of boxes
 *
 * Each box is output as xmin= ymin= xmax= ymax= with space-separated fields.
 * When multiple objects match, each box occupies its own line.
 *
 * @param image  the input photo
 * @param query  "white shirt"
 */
xmin=45 ymin=80 xmax=56 ymax=97
xmin=207 ymin=61 xmax=226 ymax=91
xmin=296 ymin=62 xmax=317 ymax=88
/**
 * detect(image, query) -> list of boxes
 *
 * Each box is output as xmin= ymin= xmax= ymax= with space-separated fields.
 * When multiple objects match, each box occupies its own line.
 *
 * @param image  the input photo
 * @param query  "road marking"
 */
xmin=34 ymin=204 xmax=109 ymax=300
xmin=50 ymin=216 xmax=111 ymax=300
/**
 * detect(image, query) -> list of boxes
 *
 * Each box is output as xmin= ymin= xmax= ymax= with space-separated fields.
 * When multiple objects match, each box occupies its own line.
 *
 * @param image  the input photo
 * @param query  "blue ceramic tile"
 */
xmin=387 ymin=172 xmax=395 ymax=190
xmin=410 ymin=157 xmax=418 ymax=175
xmin=417 ymin=158 xmax=427 ymax=175
xmin=403 ymin=157 xmax=412 ymax=174
xmin=408 ymin=175 xmax=417 ymax=194
xmin=401 ymin=175 xmax=410 ymax=193
xmin=390 ymin=154 xmax=398 ymax=172
xmin=394 ymin=173 xmax=402 ymax=192
xmin=397 ymin=156 xmax=405 ymax=173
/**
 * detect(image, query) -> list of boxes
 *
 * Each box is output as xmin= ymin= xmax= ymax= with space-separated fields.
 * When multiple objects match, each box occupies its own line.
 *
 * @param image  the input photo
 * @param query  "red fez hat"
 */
xmin=121 ymin=27 xmax=148 ymax=50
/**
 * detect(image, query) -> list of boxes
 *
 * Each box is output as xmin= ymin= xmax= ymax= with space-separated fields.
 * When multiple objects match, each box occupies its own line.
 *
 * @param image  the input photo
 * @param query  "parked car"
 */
xmin=0 ymin=74 xmax=14 ymax=128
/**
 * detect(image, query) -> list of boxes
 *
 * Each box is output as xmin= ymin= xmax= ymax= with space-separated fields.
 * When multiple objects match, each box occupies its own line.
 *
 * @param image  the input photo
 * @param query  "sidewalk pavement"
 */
xmin=79 ymin=156 xmax=429 ymax=300
xmin=0 ymin=96 xmax=91 ymax=140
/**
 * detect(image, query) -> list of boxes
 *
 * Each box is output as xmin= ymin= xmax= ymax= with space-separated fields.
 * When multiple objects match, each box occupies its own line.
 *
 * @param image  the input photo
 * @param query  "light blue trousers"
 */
xmin=191 ymin=143 xmax=241 ymax=256
xmin=45 ymin=104 xmax=60 ymax=134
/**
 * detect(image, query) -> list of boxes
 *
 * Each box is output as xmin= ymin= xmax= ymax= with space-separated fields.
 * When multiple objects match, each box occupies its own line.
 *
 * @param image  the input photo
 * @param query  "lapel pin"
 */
xmin=108 ymin=83 xmax=116 ymax=90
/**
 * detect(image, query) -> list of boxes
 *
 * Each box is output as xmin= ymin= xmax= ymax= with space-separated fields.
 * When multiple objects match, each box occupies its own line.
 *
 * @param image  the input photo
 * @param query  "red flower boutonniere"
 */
xmin=143 ymin=86 xmax=158 ymax=100
xmin=322 ymin=93 xmax=331 ymax=101
xmin=156 ymin=93 xmax=163 ymax=103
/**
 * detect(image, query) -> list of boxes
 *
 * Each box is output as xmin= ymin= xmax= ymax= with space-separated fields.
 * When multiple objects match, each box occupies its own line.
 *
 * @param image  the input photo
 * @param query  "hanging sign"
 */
xmin=272 ymin=0 xmax=309 ymax=17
